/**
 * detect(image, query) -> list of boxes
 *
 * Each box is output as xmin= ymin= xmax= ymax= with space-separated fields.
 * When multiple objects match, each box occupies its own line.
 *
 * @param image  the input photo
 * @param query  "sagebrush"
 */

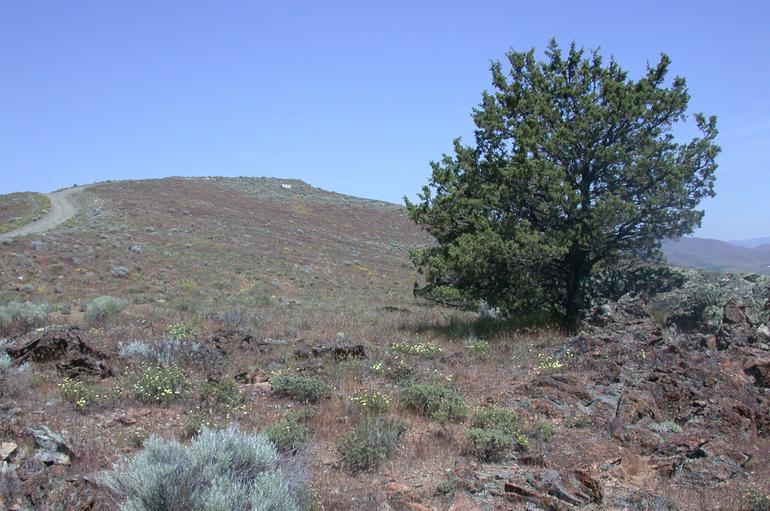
xmin=104 ymin=425 xmax=306 ymax=511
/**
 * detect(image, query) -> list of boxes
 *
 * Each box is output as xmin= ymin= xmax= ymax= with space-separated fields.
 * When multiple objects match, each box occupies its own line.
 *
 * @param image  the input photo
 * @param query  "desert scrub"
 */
xmin=337 ymin=415 xmax=407 ymax=473
xmin=471 ymin=406 xmax=521 ymax=434
xmin=165 ymin=321 xmax=200 ymax=341
xmin=648 ymin=420 xmax=682 ymax=433
xmin=129 ymin=364 xmax=189 ymax=403
xmin=85 ymin=295 xmax=127 ymax=322
xmin=271 ymin=375 xmax=330 ymax=403
xmin=0 ymin=301 xmax=49 ymax=330
xmin=401 ymin=383 xmax=467 ymax=423
xmin=0 ymin=346 xmax=10 ymax=373
xmin=371 ymin=356 xmax=415 ymax=383
xmin=350 ymin=390 xmax=391 ymax=416
xmin=466 ymin=338 xmax=490 ymax=356
xmin=466 ymin=428 xmax=513 ymax=462
xmin=744 ymin=485 xmax=770 ymax=511
xmin=60 ymin=378 xmax=122 ymax=412
xmin=123 ymin=426 xmax=149 ymax=448
xmin=200 ymin=378 xmax=246 ymax=417
xmin=104 ymin=425 xmax=305 ymax=511
xmin=536 ymin=353 xmax=564 ymax=374
xmin=180 ymin=411 xmax=215 ymax=439
xmin=264 ymin=409 xmax=313 ymax=453
xmin=530 ymin=419 xmax=555 ymax=442
xmin=466 ymin=406 xmax=528 ymax=462
xmin=389 ymin=341 xmax=443 ymax=358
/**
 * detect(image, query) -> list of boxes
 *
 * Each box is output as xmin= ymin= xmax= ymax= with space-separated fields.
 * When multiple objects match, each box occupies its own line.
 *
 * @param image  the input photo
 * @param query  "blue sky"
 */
xmin=1 ymin=1 xmax=768 ymax=240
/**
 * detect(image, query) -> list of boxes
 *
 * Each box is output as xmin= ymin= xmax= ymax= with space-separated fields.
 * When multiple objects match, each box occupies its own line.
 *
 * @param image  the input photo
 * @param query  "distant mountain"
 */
xmin=662 ymin=237 xmax=770 ymax=275
xmin=730 ymin=236 xmax=770 ymax=249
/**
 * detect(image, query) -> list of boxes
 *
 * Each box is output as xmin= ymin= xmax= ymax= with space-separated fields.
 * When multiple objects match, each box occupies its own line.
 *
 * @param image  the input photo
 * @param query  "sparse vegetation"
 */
xmin=530 ymin=419 xmax=555 ymax=442
xmin=85 ymin=295 xmax=127 ymax=322
xmin=199 ymin=378 xmax=246 ymax=417
xmin=350 ymin=389 xmax=391 ymax=416
xmin=104 ymin=425 xmax=306 ymax=511
xmin=264 ymin=409 xmax=313 ymax=454
xmin=649 ymin=421 xmax=682 ymax=434
xmin=401 ymin=383 xmax=467 ymax=423
xmin=466 ymin=406 xmax=528 ymax=461
xmin=165 ymin=321 xmax=200 ymax=341
xmin=744 ymin=485 xmax=770 ymax=511
xmin=271 ymin=375 xmax=331 ymax=403
xmin=371 ymin=356 xmax=415 ymax=383
xmin=337 ymin=415 xmax=407 ymax=473
xmin=0 ymin=176 xmax=766 ymax=510
xmin=60 ymin=378 xmax=121 ymax=412
xmin=179 ymin=412 xmax=214 ymax=439
xmin=0 ymin=301 xmax=49 ymax=331
xmin=0 ymin=192 xmax=50 ymax=234
xmin=128 ymin=364 xmax=189 ymax=403
xmin=389 ymin=341 xmax=443 ymax=358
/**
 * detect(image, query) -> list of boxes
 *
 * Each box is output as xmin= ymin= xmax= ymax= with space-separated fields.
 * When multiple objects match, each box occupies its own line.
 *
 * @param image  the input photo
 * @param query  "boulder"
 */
xmin=27 ymin=426 xmax=73 ymax=465
xmin=7 ymin=326 xmax=111 ymax=378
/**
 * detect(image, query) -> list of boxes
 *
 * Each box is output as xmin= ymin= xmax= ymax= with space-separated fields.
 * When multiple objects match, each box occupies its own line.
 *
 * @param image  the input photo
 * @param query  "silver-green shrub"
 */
xmin=85 ymin=296 xmax=127 ymax=322
xmin=104 ymin=425 xmax=305 ymax=511
xmin=0 ymin=301 xmax=49 ymax=329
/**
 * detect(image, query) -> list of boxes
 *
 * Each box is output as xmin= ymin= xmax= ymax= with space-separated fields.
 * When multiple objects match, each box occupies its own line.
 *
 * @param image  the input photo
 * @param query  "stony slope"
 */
xmin=0 ymin=177 xmax=769 ymax=510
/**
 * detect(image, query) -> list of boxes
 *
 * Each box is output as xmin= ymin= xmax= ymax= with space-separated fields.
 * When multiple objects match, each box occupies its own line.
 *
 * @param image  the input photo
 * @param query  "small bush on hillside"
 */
xmin=85 ymin=296 xmax=127 ymax=322
xmin=337 ymin=415 xmax=407 ymax=473
xmin=466 ymin=428 xmax=512 ymax=462
xmin=271 ymin=375 xmax=330 ymax=403
xmin=466 ymin=406 xmax=528 ymax=462
xmin=200 ymin=378 xmax=246 ymax=417
xmin=264 ymin=410 xmax=313 ymax=454
xmin=179 ymin=412 xmax=215 ymax=439
xmin=371 ymin=357 xmax=415 ymax=384
xmin=471 ymin=407 xmax=521 ymax=434
xmin=117 ymin=341 xmax=153 ymax=359
xmin=0 ymin=301 xmax=49 ymax=330
xmin=350 ymin=390 xmax=391 ymax=416
xmin=389 ymin=341 xmax=443 ymax=358
xmin=0 ymin=348 xmax=10 ymax=373
xmin=649 ymin=421 xmax=682 ymax=434
xmin=744 ymin=485 xmax=770 ymax=511
xmin=165 ymin=321 xmax=200 ymax=341
xmin=111 ymin=265 xmax=130 ymax=278
xmin=218 ymin=304 xmax=259 ymax=333
xmin=530 ymin=419 xmax=555 ymax=442
xmin=401 ymin=383 xmax=467 ymax=423
xmin=466 ymin=338 xmax=490 ymax=356
xmin=118 ymin=339 xmax=203 ymax=367
xmin=104 ymin=425 xmax=306 ymax=511
xmin=60 ymin=378 xmax=122 ymax=412
xmin=129 ymin=365 xmax=189 ymax=403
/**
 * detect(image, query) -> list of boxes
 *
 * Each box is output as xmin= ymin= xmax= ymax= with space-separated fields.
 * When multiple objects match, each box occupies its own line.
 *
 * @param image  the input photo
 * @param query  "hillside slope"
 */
xmin=663 ymin=236 xmax=770 ymax=275
xmin=1 ymin=177 xmax=769 ymax=510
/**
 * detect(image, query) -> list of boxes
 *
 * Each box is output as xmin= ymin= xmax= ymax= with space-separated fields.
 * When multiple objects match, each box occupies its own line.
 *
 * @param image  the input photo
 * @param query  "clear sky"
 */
xmin=1 ymin=1 xmax=768 ymax=240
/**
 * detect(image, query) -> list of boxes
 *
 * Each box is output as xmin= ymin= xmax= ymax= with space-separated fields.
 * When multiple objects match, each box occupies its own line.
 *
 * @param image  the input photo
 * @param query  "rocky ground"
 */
xmin=0 ymin=179 xmax=768 ymax=510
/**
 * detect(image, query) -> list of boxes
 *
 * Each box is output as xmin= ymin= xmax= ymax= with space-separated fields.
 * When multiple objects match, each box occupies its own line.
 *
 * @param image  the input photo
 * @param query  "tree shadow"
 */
xmin=400 ymin=311 xmax=563 ymax=340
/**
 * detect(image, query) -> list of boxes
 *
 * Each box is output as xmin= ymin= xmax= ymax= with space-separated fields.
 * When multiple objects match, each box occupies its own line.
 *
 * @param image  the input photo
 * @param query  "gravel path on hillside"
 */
xmin=0 ymin=187 xmax=85 ymax=239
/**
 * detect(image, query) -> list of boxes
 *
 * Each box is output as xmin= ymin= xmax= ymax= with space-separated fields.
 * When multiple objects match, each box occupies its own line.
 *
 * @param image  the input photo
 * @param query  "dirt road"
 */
xmin=0 ymin=187 xmax=85 ymax=240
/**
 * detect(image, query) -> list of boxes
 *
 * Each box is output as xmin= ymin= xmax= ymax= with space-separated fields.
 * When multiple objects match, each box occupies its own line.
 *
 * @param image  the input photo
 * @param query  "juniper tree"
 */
xmin=406 ymin=40 xmax=719 ymax=325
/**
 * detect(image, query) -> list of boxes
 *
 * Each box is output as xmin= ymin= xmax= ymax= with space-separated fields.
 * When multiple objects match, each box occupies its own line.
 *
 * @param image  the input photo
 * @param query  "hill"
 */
xmin=731 ymin=236 xmax=770 ymax=249
xmin=0 ymin=177 xmax=769 ymax=510
xmin=0 ymin=192 xmax=51 ymax=234
xmin=662 ymin=236 xmax=770 ymax=275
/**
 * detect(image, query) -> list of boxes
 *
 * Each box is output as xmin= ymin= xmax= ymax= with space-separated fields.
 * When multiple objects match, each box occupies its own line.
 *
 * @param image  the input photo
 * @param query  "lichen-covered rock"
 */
xmin=27 ymin=426 xmax=73 ymax=465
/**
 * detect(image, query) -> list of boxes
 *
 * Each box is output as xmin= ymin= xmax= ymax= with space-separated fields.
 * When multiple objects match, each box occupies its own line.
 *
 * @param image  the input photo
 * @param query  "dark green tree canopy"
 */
xmin=406 ymin=40 xmax=719 ymax=324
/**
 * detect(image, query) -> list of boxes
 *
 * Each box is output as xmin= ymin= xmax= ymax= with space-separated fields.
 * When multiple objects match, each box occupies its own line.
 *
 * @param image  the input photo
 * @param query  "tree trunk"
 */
xmin=564 ymin=248 xmax=590 ymax=330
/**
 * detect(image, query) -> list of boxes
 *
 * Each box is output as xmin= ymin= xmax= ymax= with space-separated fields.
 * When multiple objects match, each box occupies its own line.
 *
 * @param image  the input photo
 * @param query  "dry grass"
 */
xmin=0 ymin=177 xmax=767 ymax=510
